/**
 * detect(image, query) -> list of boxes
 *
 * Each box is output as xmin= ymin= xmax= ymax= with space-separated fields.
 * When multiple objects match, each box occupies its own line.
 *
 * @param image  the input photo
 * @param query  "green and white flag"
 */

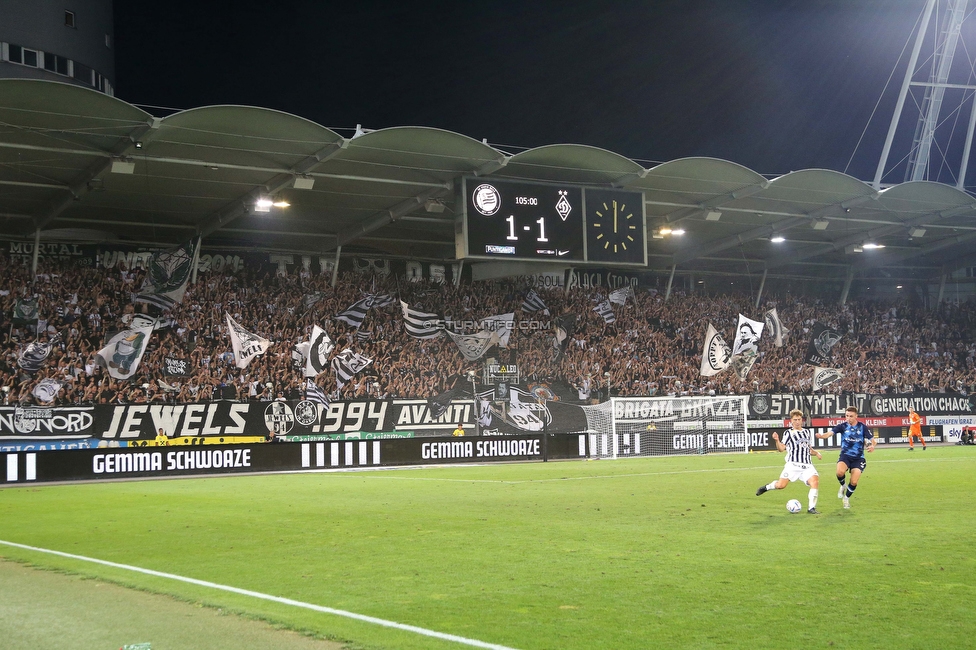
xmin=134 ymin=240 xmax=197 ymax=310
xmin=95 ymin=324 xmax=153 ymax=380
xmin=12 ymin=298 xmax=39 ymax=324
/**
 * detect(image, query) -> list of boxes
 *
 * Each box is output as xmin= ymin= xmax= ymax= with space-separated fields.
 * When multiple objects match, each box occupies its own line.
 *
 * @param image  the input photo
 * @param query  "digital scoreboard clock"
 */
xmin=458 ymin=178 xmax=646 ymax=266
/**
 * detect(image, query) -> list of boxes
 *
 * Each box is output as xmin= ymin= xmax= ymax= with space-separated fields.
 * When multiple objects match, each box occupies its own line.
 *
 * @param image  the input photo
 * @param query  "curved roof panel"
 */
xmin=1 ymin=79 xmax=975 ymax=281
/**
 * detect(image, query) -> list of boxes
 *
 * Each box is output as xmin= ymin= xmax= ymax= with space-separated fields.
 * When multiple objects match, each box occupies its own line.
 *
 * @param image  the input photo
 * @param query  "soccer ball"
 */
xmin=786 ymin=499 xmax=802 ymax=513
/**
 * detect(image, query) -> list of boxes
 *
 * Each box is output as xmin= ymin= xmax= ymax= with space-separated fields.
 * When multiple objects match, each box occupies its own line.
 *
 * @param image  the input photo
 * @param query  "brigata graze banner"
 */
xmin=747 ymin=392 xmax=975 ymax=418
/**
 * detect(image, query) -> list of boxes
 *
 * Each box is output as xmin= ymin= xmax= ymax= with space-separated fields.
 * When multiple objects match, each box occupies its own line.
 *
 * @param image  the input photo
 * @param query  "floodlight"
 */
xmin=845 ymin=244 xmax=863 ymax=254
xmin=293 ymin=177 xmax=315 ymax=190
xmin=862 ymin=243 xmax=885 ymax=249
xmin=254 ymin=198 xmax=273 ymax=213
xmin=812 ymin=219 xmax=829 ymax=230
xmin=909 ymin=228 xmax=926 ymax=238
xmin=272 ymin=200 xmax=290 ymax=208
xmin=770 ymin=236 xmax=785 ymax=243
xmin=705 ymin=211 xmax=722 ymax=221
xmin=111 ymin=160 xmax=135 ymax=174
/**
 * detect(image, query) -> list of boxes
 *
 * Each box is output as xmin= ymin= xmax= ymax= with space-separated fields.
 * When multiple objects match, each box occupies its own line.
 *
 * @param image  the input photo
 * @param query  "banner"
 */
xmin=747 ymin=392 xmax=975 ymax=418
xmin=445 ymin=329 xmax=497 ymax=361
xmin=162 ymin=356 xmax=192 ymax=377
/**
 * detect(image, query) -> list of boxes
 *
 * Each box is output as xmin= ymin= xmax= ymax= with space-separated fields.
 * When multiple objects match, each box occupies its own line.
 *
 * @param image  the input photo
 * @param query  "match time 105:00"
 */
xmin=514 ymin=196 xmax=538 ymax=205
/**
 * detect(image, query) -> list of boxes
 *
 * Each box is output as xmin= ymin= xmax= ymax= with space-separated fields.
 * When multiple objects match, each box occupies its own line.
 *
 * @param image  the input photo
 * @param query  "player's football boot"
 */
xmin=807 ymin=508 xmax=820 ymax=514
xmin=756 ymin=486 xmax=767 ymax=496
xmin=842 ymin=496 xmax=850 ymax=509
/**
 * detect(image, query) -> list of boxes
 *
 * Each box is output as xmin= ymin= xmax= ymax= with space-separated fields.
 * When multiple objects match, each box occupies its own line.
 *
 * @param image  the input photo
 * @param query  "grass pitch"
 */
xmin=1 ymin=447 xmax=975 ymax=649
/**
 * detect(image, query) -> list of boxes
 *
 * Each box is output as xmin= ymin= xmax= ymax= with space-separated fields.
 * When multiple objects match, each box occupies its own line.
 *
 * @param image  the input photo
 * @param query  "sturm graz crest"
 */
xmin=707 ymin=331 xmax=732 ymax=371
xmin=294 ymin=400 xmax=318 ymax=427
xmin=750 ymin=393 xmax=770 ymax=416
xmin=814 ymin=329 xmax=841 ymax=358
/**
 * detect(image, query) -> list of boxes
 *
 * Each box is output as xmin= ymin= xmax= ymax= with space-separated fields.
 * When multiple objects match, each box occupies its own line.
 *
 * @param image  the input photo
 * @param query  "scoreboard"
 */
xmin=457 ymin=178 xmax=647 ymax=266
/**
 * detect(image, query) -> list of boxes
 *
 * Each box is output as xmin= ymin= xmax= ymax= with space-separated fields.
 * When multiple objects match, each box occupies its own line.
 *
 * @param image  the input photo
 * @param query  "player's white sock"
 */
xmin=809 ymin=488 xmax=818 ymax=509
xmin=765 ymin=482 xmax=778 ymax=491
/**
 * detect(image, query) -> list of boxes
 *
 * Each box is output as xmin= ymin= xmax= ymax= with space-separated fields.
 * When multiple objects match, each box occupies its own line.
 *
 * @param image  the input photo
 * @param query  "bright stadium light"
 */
xmin=254 ymin=198 xmax=273 ymax=213
xmin=770 ymin=236 xmax=785 ymax=243
xmin=272 ymin=200 xmax=290 ymax=208
xmin=671 ymin=228 xmax=685 ymax=236
xmin=862 ymin=243 xmax=885 ymax=249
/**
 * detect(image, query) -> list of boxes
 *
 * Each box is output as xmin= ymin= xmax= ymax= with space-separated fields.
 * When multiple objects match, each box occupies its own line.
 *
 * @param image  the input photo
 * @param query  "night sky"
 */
xmin=113 ymin=1 xmax=938 ymax=183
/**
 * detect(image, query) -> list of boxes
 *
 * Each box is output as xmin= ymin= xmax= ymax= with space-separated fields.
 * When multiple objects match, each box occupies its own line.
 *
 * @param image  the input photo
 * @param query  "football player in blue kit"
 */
xmin=817 ymin=406 xmax=875 ymax=509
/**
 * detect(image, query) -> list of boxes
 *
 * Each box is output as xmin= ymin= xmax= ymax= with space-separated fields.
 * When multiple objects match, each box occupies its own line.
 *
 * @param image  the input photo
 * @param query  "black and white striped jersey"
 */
xmin=781 ymin=427 xmax=815 ymax=465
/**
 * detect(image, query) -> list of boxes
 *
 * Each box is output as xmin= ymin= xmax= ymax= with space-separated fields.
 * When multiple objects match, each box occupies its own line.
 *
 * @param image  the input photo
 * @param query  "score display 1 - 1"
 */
xmin=458 ymin=177 xmax=646 ymax=266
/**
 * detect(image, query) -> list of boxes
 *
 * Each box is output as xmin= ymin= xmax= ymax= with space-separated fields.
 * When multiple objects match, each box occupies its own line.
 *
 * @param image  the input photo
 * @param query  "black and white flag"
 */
xmin=17 ymin=338 xmax=54 ymax=372
xmin=609 ymin=285 xmax=635 ymax=305
xmin=731 ymin=314 xmax=765 ymax=356
xmin=812 ymin=366 xmax=845 ymax=391
xmin=304 ymin=324 xmax=335 ymax=377
xmin=335 ymin=297 xmax=371 ymax=329
xmin=428 ymin=386 xmax=460 ymax=420
xmin=479 ymin=312 xmax=514 ymax=348
xmin=368 ymin=293 xmax=395 ymax=308
xmin=804 ymin=323 xmax=842 ymax=366
xmin=331 ymin=348 xmax=373 ymax=389
xmin=356 ymin=329 xmax=372 ymax=342
xmin=593 ymin=300 xmax=616 ymax=324
xmin=225 ymin=313 xmax=271 ymax=369
xmin=305 ymin=379 xmax=331 ymax=406
xmin=730 ymin=349 xmax=759 ymax=380
xmin=32 ymin=378 xmax=63 ymax=403
xmin=445 ymin=329 xmax=498 ymax=362
xmin=764 ymin=307 xmax=788 ymax=348
xmin=700 ymin=323 xmax=732 ymax=377
xmin=554 ymin=313 xmax=578 ymax=351
xmin=134 ymin=239 xmax=197 ymax=310
xmin=521 ymin=289 xmax=548 ymax=314
xmin=401 ymin=300 xmax=444 ymax=339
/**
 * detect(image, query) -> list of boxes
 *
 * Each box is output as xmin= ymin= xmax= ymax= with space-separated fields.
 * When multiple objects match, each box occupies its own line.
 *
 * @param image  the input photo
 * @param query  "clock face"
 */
xmin=585 ymin=189 xmax=646 ymax=265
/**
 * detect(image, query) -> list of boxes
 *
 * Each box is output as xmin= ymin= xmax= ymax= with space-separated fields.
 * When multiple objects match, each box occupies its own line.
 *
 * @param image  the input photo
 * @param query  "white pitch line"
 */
xmin=0 ymin=539 xmax=519 ymax=650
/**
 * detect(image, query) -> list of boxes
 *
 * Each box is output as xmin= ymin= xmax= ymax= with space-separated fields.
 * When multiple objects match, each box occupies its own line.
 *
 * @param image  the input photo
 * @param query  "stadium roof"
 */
xmin=2 ymin=78 xmax=976 ymax=285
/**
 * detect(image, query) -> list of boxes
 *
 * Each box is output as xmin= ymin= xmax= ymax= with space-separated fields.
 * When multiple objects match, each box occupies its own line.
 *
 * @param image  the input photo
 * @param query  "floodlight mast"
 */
xmin=874 ymin=0 xmax=976 ymax=190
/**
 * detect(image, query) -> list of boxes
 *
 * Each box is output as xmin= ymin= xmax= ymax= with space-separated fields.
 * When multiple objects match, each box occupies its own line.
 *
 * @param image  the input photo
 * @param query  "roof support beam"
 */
xmin=764 ymin=203 xmax=976 ymax=272
xmin=29 ymin=118 xmax=160 ymax=233
xmin=196 ymin=139 xmax=349 ymax=239
xmin=658 ymin=179 xmax=770 ymax=225
xmin=335 ymin=187 xmax=446 ymax=248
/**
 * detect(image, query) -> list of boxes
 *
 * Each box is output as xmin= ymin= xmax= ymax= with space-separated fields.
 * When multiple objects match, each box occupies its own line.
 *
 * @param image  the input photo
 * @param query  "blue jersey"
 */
xmin=832 ymin=421 xmax=873 ymax=458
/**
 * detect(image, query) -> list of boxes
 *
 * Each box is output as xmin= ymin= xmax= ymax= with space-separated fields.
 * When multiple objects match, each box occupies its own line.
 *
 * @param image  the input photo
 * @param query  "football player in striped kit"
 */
xmin=755 ymin=409 xmax=823 ymax=514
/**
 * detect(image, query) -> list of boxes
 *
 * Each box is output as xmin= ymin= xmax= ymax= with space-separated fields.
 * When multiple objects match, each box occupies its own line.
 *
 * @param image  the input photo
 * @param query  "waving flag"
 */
xmin=332 ymin=349 xmax=373 ymax=389
xmin=32 ymin=378 xmax=63 ymax=403
xmin=17 ymin=339 xmax=54 ymax=372
xmin=480 ymin=312 xmax=515 ymax=348
xmin=96 ymin=324 xmax=154 ymax=379
xmin=304 ymin=324 xmax=335 ymax=377
xmin=305 ymin=379 xmax=331 ymax=406
xmin=593 ymin=300 xmax=616 ymax=324
xmin=700 ymin=323 xmax=732 ymax=377
xmin=401 ymin=300 xmax=444 ymax=339
xmin=445 ymin=329 xmax=498 ymax=361
xmin=764 ymin=307 xmax=787 ymax=348
xmin=609 ymin=285 xmax=635 ymax=305
xmin=812 ymin=366 xmax=844 ymax=391
xmin=225 ymin=313 xmax=271 ymax=369
xmin=134 ymin=239 xmax=197 ymax=310
xmin=731 ymin=314 xmax=764 ymax=357
xmin=521 ymin=289 xmax=548 ymax=314
xmin=804 ymin=323 xmax=842 ymax=366
xmin=335 ymin=297 xmax=371 ymax=329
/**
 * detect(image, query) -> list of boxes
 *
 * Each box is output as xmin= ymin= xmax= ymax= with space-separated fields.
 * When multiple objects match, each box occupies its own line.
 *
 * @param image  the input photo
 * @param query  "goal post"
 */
xmin=580 ymin=395 xmax=750 ymax=459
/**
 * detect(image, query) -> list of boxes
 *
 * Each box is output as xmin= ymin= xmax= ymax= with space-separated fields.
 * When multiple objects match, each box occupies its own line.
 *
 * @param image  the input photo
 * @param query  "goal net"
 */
xmin=580 ymin=395 xmax=750 ymax=459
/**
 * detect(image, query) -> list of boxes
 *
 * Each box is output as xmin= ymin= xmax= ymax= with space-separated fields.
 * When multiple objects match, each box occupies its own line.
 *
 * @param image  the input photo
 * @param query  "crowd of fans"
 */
xmin=2 ymin=251 xmax=976 ymax=407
